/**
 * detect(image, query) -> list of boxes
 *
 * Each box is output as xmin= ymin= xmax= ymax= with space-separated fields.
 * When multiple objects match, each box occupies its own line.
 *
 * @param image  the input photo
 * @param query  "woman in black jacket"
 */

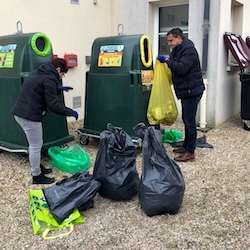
xmin=12 ymin=58 xmax=78 ymax=184
xmin=158 ymin=28 xmax=205 ymax=162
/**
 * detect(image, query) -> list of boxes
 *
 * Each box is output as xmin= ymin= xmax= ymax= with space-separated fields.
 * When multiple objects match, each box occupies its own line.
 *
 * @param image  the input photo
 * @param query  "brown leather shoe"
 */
xmin=173 ymin=147 xmax=187 ymax=153
xmin=174 ymin=152 xmax=195 ymax=162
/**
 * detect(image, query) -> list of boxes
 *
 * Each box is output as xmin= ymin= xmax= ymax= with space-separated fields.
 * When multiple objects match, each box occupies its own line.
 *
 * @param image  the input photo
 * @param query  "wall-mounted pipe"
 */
xmin=201 ymin=0 xmax=210 ymax=76
xmin=199 ymin=0 xmax=210 ymax=129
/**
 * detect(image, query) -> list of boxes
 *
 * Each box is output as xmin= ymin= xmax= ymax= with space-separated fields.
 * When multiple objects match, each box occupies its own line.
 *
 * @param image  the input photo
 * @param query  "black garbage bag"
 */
xmin=93 ymin=123 xmax=139 ymax=201
xmin=134 ymin=123 xmax=185 ymax=216
xmin=43 ymin=171 xmax=101 ymax=224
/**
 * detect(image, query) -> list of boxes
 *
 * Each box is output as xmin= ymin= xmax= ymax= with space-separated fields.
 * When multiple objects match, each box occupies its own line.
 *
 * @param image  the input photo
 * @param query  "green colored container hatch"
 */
xmin=0 ymin=32 xmax=74 ymax=153
xmin=78 ymin=34 xmax=154 ymax=143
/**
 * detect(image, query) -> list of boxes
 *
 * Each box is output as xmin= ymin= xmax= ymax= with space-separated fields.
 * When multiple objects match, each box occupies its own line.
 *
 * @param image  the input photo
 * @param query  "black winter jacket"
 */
xmin=11 ymin=63 xmax=74 ymax=122
xmin=166 ymin=38 xmax=205 ymax=99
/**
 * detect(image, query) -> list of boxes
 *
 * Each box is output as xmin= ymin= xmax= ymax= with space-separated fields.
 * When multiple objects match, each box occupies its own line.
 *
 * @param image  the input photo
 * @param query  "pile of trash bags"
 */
xmin=38 ymin=123 xmax=185 ymax=225
xmin=29 ymin=122 xmax=187 ymax=239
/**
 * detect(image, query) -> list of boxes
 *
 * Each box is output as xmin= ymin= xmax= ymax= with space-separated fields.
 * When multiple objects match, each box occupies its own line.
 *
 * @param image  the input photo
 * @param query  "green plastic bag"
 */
xmin=48 ymin=144 xmax=91 ymax=173
xmin=162 ymin=129 xmax=183 ymax=144
xmin=29 ymin=189 xmax=85 ymax=240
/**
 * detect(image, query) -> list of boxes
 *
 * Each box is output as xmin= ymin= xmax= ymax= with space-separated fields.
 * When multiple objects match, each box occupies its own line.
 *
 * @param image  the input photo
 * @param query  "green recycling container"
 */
xmin=0 ymin=32 xmax=74 ymax=153
xmin=80 ymin=34 xmax=154 ymax=141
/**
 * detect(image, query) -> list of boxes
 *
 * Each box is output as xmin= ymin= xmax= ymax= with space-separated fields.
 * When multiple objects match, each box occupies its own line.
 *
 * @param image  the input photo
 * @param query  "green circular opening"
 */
xmin=31 ymin=32 xmax=51 ymax=57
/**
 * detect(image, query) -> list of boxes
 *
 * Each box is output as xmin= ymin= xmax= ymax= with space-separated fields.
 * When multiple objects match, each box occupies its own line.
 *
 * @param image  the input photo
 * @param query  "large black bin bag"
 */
xmin=93 ymin=123 xmax=139 ymax=200
xmin=43 ymin=171 xmax=101 ymax=224
xmin=134 ymin=123 xmax=185 ymax=216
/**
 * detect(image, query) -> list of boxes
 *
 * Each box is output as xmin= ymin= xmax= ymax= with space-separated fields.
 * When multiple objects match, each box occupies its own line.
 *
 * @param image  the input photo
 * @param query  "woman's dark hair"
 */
xmin=51 ymin=58 xmax=69 ymax=73
xmin=167 ymin=28 xmax=184 ymax=39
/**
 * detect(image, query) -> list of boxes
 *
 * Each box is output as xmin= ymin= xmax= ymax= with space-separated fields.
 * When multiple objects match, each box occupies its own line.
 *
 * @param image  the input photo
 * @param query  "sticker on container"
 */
xmin=141 ymin=69 xmax=153 ymax=86
xmin=0 ymin=44 xmax=17 ymax=68
xmin=98 ymin=45 xmax=124 ymax=67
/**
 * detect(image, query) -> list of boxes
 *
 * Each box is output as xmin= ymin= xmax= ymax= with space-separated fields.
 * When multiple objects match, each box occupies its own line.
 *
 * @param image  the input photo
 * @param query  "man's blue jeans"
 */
xmin=181 ymin=93 xmax=203 ymax=153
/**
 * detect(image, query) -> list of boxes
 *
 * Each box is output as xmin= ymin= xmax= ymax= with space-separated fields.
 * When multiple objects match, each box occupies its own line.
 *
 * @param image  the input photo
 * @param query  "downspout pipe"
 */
xmin=199 ymin=0 xmax=210 ymax=129
xmin=201 ymin=0 xmax=210 ymax=76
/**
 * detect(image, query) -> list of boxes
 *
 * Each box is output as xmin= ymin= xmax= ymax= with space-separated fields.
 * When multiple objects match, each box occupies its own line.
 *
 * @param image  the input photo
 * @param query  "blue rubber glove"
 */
xmin=157 ymin=55 xmax=167 ymax=63
xmin=72 ymin=110 xmax=78 ymax=120
xmin=59 ymin=86 xmax=73 ymax=92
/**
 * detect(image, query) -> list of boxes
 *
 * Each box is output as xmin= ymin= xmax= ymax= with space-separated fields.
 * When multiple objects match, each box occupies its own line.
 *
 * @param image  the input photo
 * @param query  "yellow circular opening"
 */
xmin=140 ymin=35 xmax=152 ymax=68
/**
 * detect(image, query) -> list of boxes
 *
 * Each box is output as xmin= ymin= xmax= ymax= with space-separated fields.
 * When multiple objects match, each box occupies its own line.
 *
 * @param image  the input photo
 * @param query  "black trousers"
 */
xmin=181 ymin=92 xmax=203 ymax=153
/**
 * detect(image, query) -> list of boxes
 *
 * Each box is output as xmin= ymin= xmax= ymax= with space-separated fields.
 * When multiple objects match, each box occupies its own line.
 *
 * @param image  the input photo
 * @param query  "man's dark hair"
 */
xmin=167 ymin=28 xmax=184 ymax=39
xmin=51 ymin=58 xmax=69 ymax=73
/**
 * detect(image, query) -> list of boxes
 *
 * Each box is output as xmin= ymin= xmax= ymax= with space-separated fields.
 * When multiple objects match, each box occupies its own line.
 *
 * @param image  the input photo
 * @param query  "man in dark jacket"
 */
xmin=158 ymin=28 xmax=205 ymax=162
xmin=11 ymin=58 xmax=78 ymax=184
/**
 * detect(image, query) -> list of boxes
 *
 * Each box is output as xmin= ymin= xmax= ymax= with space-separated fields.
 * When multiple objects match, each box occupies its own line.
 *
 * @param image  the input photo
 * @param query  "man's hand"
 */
xmin=157 ymin=55 xmax=170 ymax=63
xmin=157 ymin=55 xmax=167 ymax=63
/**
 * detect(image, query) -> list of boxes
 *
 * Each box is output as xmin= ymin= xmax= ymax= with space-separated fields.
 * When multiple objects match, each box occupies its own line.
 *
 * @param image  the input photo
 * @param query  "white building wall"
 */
xmin=188 ymin=0 xmax=207 ymax=127
xmin=110 ymin=0 xmax=149 ymax=36
xmin=210 ymin=0 xmax=250 ymax=128
xmin=213 ymin=0 xmax=238 ymax=127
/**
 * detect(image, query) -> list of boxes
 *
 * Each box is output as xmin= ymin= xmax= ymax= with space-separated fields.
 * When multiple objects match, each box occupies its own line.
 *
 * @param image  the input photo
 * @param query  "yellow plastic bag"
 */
xmin=147 ymin=59 xmax=178 ymax=125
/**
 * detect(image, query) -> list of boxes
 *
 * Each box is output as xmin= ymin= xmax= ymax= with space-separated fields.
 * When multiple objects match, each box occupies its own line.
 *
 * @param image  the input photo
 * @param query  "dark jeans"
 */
xmin=181 ymin=93 xmax=203 ymax=153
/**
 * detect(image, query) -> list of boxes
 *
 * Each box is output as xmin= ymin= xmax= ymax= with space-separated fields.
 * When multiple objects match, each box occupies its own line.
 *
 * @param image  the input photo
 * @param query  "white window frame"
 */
xmin=151 ymin=0 xmax=189 ymax=59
